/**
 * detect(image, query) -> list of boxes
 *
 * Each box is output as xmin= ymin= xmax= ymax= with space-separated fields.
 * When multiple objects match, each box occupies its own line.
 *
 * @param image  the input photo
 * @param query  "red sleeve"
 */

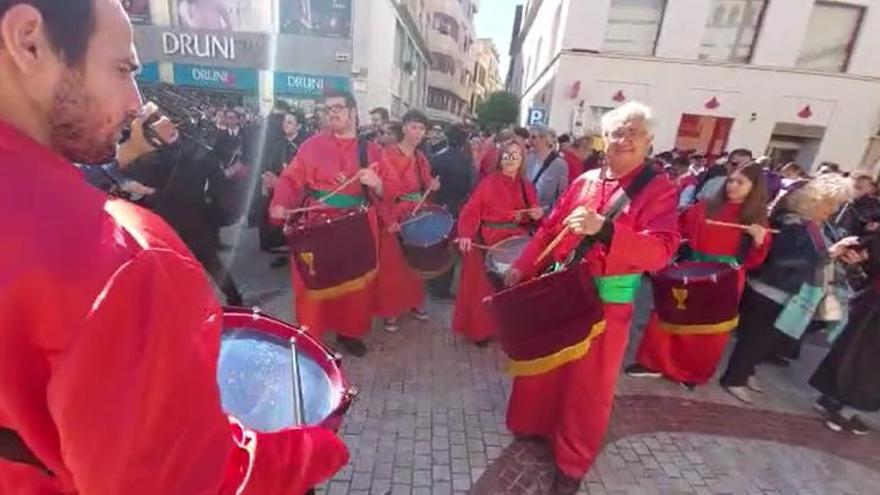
xmin=417 ymin=151 xmax=434 ymax=187
xmin=604 ymin=180 xmax=681 ymax=273
xmin=678 ymin=202 xmax=703 ymax=240
xmin=270 ymin=152 xmax=308 ymax=225
xmin=457 ymin=181 xmax=487 ymax=239
xmin=743 ymin=222 xmax=772 ymax=270
xmin=376 ymin=149 xmax=402 ymax=225
xmin=47 ymin=249 xmax=347 ymax=495
xmin=513 ymin=177 xmax=582 ymax=278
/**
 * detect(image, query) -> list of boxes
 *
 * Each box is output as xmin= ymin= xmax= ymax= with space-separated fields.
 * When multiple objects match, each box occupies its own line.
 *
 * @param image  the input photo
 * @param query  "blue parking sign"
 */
xmin=528 ymin=107 xmax=547 ymax=126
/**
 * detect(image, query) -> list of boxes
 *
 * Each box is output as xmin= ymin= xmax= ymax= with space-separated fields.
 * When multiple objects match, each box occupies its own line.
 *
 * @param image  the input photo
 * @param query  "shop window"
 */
xmin=699 ymin=0 xmax=767 ymax=63
xmin=796 ymin=1 xmax=863 ymax=72
xmin=604 ymin=0 xmax=666 ymax=56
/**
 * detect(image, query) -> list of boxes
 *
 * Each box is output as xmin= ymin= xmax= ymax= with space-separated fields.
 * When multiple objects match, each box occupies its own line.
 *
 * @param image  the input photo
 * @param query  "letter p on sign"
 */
xmin=528 ymin=108 xmax=546 ymax=126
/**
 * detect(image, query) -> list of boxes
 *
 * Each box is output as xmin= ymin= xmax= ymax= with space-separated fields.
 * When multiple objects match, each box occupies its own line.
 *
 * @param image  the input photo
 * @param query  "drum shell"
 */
xmin=399 ymin=206 xmax=455 ymax=278
xmin=487 ymin=263 xmax=604 ymax=362
xmin=287 ymin=208 xmax=377 ymax=292
xmin=218 ymin=308 xmax=355 ymax=432
xmin=484 ymin=235 xmax=531 ymax=290
xmin=651 ymin=261 xmax=740 ymax=327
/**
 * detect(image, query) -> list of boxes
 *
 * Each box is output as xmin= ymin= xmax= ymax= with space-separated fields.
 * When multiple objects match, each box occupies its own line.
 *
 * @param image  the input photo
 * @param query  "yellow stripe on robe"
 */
xmin=506 ymin=321 xmax=607 ymax=377
xmin=657 ymin=317 xmax=739 ymax=335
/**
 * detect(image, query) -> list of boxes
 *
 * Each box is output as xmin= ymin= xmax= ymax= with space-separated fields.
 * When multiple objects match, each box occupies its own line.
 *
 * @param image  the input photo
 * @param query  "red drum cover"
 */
xmin=287 ymin=208 xmax=377 ymax=296
xmin=487 ymin=263 xmax=604 ymax=362
xmin=651 ymin=261 xmax=739 ymax=333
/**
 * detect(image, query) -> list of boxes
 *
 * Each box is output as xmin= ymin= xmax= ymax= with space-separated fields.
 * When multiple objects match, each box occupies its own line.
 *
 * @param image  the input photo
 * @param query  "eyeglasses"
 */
xmin=607 ymin=126 xmax=647 ymax=142
xmin=500 ymin=151 xmax=522 ymax=162
xmin=326 ymin=104 xmax=349 ymax=114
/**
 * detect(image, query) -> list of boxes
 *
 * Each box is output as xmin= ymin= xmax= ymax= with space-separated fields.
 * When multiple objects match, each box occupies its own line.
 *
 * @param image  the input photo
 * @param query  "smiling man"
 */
xmin=505 ymin=102 xmax=680 ymax=493
xmin=0 ymin=1 xmax=346 ymax=493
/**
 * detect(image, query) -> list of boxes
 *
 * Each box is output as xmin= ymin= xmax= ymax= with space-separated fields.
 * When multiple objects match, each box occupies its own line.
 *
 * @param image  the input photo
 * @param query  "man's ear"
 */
xmin=0 ymin=4 xmax=56 ymax=75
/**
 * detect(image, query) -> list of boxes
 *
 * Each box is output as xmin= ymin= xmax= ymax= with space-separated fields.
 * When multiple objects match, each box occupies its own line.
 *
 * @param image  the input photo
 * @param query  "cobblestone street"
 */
xmin=223 ymin=227 xmax=880 ymax=495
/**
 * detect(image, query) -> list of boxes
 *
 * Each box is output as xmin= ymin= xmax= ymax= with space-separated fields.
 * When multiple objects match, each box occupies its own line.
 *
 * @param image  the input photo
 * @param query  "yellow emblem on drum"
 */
xmin=300 ymin=252 xmax=317 ymax=276
xmin=672 ymin=287 xmax=688 ymax=310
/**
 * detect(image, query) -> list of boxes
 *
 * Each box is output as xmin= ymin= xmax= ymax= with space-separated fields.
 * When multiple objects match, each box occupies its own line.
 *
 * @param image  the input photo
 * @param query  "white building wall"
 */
xmin=352 ymin=0 xmax=395 ymax=118
xmin=517 ymin=0 xmax=880 ymax=172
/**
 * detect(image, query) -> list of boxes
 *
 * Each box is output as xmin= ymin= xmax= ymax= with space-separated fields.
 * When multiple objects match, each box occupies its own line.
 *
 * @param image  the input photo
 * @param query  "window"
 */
xmin=430 ymin=52 xmax=457 ymax=77
xmin=796 ymin=2 xmax=864 ymax=72
xmin=604 ymin=0 xmax=666 ymax=55
xmin=549 ymin=5 xmax=562 ymax=62
xmin=432 ymin=12 xmax=459 ymax=41
xmin=698 ymin=0 xmax=767 ymax=63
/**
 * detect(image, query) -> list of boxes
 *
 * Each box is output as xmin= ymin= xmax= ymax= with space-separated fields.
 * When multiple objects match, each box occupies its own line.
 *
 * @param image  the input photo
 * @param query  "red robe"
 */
xmin=0 ymin=121 xmax=347 ymax=494
xmin=634 ymin=201 xmax=771 ymax=383
xmin=271 ymin=133 xmax=383 ymax=338
xmin=373 ymin=145 xmax=432 ymax=317
xmin=453 ymin=172 xmax=539 ymax=342
xmin=561 ymin=150 xmax=585 ymax=183
xmin=508 ymin=165 xmax=680 ymax=478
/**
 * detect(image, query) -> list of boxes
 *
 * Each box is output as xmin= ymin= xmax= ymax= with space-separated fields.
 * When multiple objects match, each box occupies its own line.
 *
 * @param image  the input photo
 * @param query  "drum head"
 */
xmin=660 ymin=261 xmax=733 ymax=281
xmin=218 ymin=328 xmax=335 ymax=431
xmin=400 ymin=206 xmax=454 ymax=248
xmin=486 ymin=235 xmax=531 ymax=275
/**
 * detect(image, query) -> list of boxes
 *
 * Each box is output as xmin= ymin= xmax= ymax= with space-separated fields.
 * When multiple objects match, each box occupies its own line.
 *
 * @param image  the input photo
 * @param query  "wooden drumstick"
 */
xmin=400 ymin=211 xmax=432 ymax=227
xmin=410 ymin=189 xmax=432 ymax=216
xmin=536 ymin=227 xmax=570 ymax=266
xmin=320 ymin=174 xmax=361 ymax=204
xmin=707 ymin=219 xmax=780 ymax=234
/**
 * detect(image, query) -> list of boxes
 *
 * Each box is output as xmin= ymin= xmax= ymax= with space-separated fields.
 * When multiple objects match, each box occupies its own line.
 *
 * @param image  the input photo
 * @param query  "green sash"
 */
xmin=593 ymin=273 xmax=642 ymax=304
xmin=689 ymin=250 xmax=740 ymax=265
xmin=398 ymin=192 xmax=422 ymax=202
xmin=483 ymin=221 xmax=520 ymax=229
xmin=309 ymin=189 xmax=365 ymax=208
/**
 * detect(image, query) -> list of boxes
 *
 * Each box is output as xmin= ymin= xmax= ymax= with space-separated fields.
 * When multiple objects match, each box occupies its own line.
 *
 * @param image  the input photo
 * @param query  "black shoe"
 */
xmin=681 ymin=381 xmax=697 ymax=391
xmin=552 ymin=471 xmax=582 ymax=495
xmin=814 ymin=395 xmax=841 ymax=417
xmin=270 ymin=256 xmax=288 ymax=268
xmin=474 ymin=339 xmax=491 ymax=348
xmin=824 ymin=409 xmax=862 ymax=433
xmin=625 ymin=364 xmax=662 ymax=378
xmin=337 ymin=336 xmax=367 ymax=357
xmin=847 ymin=415 xmax=872 ymax=436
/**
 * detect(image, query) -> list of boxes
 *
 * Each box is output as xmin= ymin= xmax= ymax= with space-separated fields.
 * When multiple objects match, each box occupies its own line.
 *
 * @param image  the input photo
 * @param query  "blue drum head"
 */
xmin=218 ymin=329 xmax=334 ymax=431
xmin=401 ymin=208 xmax=454 ymax=247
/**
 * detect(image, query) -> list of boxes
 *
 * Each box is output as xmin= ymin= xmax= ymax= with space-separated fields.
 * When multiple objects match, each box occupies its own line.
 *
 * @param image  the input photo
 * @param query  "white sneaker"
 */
xmin=747 ymin=376 xmax=765 ymax=394
xmin=724 ymin=386 xmax=753 ymax=404
xmin=384 ymin=318 xmax=399 ymax=333
xmin=411 ymin=308 xmax=429 ymax=321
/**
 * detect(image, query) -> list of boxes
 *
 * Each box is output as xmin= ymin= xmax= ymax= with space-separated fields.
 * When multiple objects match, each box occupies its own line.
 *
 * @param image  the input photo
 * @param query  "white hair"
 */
xmin=786 ymin=173 xmax=854 ymax=217
xmin=601 ymin=101 xmax=654 ymax=136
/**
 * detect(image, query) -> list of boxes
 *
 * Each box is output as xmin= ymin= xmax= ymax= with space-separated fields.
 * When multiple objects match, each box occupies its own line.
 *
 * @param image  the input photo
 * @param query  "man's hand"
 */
xmin=262 ymin=171 xmax=279 ymax=190
xmin=527 ymin=207 xmax=545 ymax=221
xmin=358 ymin=168 xmax=382 ymax=190
xmin=270 ymin=205 xmax=290 ymax=222
xmin=745 ymin=223 xmax=768 ymax=247
xmin=456 ymin=237 xmax=473 ymax=253
xmin=564 ymin=206 xmax=605 ymax=236
xmin=387 ymin=222 xmax=401 ymax=234
xmin=120 ymin=180 xmax=156 ymax=197
xmin=830 ymin=236 xmax=861 ymax=259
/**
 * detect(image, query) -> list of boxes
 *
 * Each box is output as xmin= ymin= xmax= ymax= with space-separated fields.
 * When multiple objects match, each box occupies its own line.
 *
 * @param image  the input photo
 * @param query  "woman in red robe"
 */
xmin=453 ymin=140 xmax=542 ymax=344
xmin=375 ymin=112 xmax=440 ymax=331
xmin=628 ymin=162 xmax=772 ymax=386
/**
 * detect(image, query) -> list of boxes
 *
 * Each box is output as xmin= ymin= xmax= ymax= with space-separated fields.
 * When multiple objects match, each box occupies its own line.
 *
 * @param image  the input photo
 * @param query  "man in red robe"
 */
xmin=0 ymin=1 xmax=347 ymax=493
xmin=375 ymin=110 xmax=440 ymax=331
xmin=506 ymin=102 xmax=680 ymax=493
xmin=270 ymin=90 xmax=384 ymax=357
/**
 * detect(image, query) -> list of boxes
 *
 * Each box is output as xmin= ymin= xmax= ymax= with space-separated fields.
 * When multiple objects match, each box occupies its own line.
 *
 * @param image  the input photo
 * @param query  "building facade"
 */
xmin=424 ymin=0 xmax=480 ymax=123
xmin=471 ymin=38 xmax=504 ymax=113
xmin=512 ymin=0 xmax=880 ymax=172
xmin=128 ymin=0 xmax=428 ymax=121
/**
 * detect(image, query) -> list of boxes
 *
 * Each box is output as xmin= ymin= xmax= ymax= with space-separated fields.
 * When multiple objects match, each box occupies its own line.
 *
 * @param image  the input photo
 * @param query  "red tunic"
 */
xmin=271 ymin=133 xmax=384 ymax=338
xmin=0 ymin=121 xmax=347 ymax=494
xmin=453 ymin=172 xmax=539 ymax=342
xmin=508 ymin=165 xmax=680 ymax=478
xmin=373 ymin=146 xmax=433 ymax=317
xmin=635 ymin=201 xmax=771 ymax=383
xmin=561 ymin=151 xmax=585 ymax=183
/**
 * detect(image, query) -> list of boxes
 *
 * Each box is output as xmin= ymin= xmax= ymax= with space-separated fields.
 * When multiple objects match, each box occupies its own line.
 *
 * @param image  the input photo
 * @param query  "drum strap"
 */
xmin=357 ymin=137 xmax=371 ymax=206
xmin=531 ymin=151 xmax=559 ymax=186
xmin=0 ymin=426 xmax=52 ymax=477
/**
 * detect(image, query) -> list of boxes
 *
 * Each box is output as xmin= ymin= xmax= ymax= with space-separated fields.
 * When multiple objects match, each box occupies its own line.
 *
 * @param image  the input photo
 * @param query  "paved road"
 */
xmin=220 ymin=226 xmax=879 ymax=495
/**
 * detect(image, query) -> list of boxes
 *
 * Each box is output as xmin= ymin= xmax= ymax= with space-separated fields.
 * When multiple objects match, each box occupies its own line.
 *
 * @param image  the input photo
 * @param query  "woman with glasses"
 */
xmin=452 ymin=140 xmax=543 ymax=345
xmin=626 ymin=162 xmax=772 ymax=388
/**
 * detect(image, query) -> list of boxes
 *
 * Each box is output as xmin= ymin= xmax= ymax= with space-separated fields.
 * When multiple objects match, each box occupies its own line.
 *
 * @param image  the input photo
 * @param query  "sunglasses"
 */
xmin=501 ymin=151 xmax=522 ymax=161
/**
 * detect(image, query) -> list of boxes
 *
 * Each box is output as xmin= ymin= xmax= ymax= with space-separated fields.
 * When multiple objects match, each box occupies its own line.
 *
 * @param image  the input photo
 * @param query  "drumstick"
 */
xmin=400 ymin=211 xmax=432 ymax=227
xmin=289 ymin=338 xmax=304 ymax=426
xmin=410 ymin=189 xmax=432 ymax=217
xmin=536 ymin=227 xmax=570 ymax=266
xmin=320 ymin=174 xmax=361 ymax=204
xmin=707 ymin=219 xmax=780 ymax=234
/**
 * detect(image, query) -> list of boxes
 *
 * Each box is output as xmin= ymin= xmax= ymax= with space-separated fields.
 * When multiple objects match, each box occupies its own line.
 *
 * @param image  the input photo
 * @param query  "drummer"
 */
xmin=375 ymin=110 xmax=440 ymax=332
xmin=453 ymin=140 xmax=543 ymax=345
xmin=504 ymin=102 xmax=680 ymax=493
xmin=270 ymin=90 xmax=385 ymax=357
xmin=625 ymin=162 xmax=771 ymax=388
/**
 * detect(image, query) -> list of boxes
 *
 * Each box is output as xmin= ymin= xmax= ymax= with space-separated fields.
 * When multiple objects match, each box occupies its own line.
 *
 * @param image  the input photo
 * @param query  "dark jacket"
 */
xmin=430 ymin=145 xmax=474 ymax=217
xmin=749 ymin=214 xmax=829 ymax=295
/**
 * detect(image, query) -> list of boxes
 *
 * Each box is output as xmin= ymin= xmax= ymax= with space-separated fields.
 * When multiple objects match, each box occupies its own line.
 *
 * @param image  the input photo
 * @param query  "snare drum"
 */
xmin=399 ymin=205 xmax=455 ymax=278
xmin=651 ymin=261 xmax=740 ymax=335
xmin=485 ymin=235 xmax=531 ymax=289
xmin=286 ymin=207 xmax=377 ymax=298
xmin=217 ymin=308 xmax=357 ymax=432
